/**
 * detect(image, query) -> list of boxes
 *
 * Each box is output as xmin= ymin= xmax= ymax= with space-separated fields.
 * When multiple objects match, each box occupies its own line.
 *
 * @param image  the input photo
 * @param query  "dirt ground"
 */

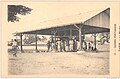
xmin=8 ymin=44 xmax=109 ymax=75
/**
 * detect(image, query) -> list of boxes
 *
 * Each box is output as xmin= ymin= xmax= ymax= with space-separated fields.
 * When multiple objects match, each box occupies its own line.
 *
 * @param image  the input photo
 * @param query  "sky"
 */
xmin=1 ymin=2 xmax=120 ymax=40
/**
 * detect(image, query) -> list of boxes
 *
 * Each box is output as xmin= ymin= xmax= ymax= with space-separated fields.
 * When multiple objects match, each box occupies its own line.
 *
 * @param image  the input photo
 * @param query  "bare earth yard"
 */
xmin=8 ymin=44 xmax=109 ymax=75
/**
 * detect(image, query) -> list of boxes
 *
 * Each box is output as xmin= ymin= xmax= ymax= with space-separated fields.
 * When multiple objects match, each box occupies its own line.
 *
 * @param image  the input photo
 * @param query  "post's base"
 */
xmin=93 ymin=48 xmax=98 ymax=52
xmin=36 ymin=50 xmax=39 ymax=53
xmin=21 ymin=50 xmax=24 ymax=53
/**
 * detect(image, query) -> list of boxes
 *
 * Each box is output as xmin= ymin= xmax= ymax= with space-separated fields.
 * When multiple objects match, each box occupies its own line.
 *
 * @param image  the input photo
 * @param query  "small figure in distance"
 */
xmin=12 ymin=39 xmax=19 ymax=57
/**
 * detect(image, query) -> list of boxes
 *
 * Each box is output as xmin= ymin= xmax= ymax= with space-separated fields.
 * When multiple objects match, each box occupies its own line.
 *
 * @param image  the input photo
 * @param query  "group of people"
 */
xmin=47 ymin=40 xmax=67 ymax=52
xmin=82 ymin=41 xmax=96 ymax=51
xmin=10 ymin=38 xmax=97 ymax=57
xmin=47 ymin=37 xmax=97 ymax=52
xmin=47 ymin=38 xmax=78 ymax=52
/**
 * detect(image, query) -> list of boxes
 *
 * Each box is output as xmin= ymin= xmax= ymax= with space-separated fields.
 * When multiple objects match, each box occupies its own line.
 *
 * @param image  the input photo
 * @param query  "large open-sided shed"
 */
xmin=16 ymin=8 xmax=110 ymax=52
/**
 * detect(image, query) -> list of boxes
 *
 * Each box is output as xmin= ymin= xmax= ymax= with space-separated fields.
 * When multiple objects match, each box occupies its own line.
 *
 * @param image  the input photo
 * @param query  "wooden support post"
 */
xmin=83 ymin=29 xmax=85 ymax=39
xmin=70 ymin=29 xmax=72 ymax=39
xmin=54 ymin=32 xmax=56 ymax=51
xmin=94 ymin=33 xmax=97 ymax=51
xmin=35 ymin=34 xmax=39 ymax=52
xmin=79 ymin=27 xmax=82 ymax=50
xmin=82 ymin=28 xmax=85 ymax=43
xmin=20 ymin=34 xmax=23 ymax=53
xmin=74 ymin=24 xmax=82 ymax=50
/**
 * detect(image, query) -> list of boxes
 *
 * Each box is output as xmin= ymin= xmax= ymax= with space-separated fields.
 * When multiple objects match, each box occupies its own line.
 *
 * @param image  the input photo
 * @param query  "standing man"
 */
xmin=60 ymin=40 xmax=63 ymax=52
xmin=73 ymin=39 xmax=77 ymax=52
xmin=82 ymin=41 xmax=87 ymax=51
xmin=47 ymin=40 xmax=51 ymax=52
xmin=12 ymin=39 xmax=19 ymax=57
xmin=63 ymin=40 xmax=66 ymax=52
xmin=88 ymin=42 xmax=91 ymax=51
xmin=91 ymin=41 xmax=94 ymax=51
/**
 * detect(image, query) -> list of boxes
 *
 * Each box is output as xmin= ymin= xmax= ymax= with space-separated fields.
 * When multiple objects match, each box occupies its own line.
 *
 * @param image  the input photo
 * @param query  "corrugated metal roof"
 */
xmin=18 ymin=8 xmax=110 ymax=34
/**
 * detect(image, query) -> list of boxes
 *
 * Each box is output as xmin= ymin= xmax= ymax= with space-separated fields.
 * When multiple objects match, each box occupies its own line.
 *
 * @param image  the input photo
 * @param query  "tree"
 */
xmin=23 ymin=34 xmax=47 ymax=44
xmin=8 ymin=5 xmax=32 ymax=22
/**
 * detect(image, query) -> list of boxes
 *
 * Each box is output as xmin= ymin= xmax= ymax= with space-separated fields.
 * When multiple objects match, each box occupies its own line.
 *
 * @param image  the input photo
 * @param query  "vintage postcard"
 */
xmin=1 ymin=0 xmax=120 ymax=78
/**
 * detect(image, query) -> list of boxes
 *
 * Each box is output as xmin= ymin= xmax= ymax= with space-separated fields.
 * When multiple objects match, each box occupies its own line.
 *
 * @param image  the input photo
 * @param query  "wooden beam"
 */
xmin=20 ymin=34 xmax=23 ymax=53
xmin=70 ymin=29 xmax=72 ymax=39
xmin=54 ymin=32 xmax=56 ymax=51
xmin=79 ymin=27 xmax=82 ymax=50
xmin=74 ymin=24 xmax=83 ymax=50
xmin=35 ymin=33 xmax=39 ymax=52
xmin=93 ymin=33 xmax=97 ymax=51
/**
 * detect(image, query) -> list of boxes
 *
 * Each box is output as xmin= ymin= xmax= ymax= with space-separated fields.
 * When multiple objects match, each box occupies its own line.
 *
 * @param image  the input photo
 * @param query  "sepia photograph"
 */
xmin=1 ymin=1 xmax=120 ymax=78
